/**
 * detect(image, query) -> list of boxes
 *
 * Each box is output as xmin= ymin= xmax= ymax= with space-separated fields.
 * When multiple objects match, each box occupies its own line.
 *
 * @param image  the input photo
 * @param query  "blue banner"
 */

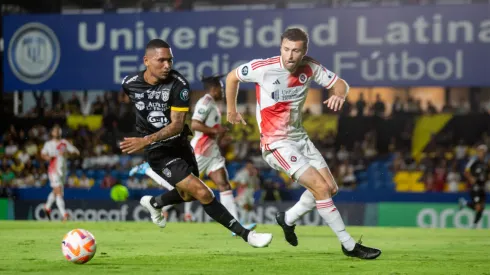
xmin=3 ymin=4 xmax=490 ymax=90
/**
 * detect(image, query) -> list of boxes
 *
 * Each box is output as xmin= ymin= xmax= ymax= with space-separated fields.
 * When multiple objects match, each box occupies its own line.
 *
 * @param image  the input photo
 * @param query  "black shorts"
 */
xmin=145 ymin=140 xmax=199 ymax=186
xmin=470 ymin=184 xmax=486 ymax=204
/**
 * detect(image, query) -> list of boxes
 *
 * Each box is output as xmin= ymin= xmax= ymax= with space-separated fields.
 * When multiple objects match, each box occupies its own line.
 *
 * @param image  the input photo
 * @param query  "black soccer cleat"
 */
xmin=43 ymin=206 xmax=52 ymax=221
xmin=275 ymin=212 xmax=298 ymax=246
xmin=342 ymin=236 xmax=381 ymax=260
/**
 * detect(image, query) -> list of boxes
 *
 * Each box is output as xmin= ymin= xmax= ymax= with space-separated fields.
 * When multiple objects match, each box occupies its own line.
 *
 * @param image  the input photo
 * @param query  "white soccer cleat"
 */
xmin=140 ymin=196 xmax=167 ymax=228
xmin=247 ymin=231 xmax=273 ymax=248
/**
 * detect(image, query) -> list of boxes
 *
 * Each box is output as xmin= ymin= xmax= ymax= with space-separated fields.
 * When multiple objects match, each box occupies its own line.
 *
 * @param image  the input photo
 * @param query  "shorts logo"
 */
xmin=299 ymin=73 xmax=308 ymax=84
xmin=161 ymin=88 xmax=170 ymax=102
xmin=163 ymin=168 xmax=172 ymax=178
xmin=180 ymin=89 xmax=189 ymax=101
xmin=147 ymin=111 xmax=169 ymax=128
xmin=291 ymin=156 xmax=297 ymax=162
xmin=135 ymin=101 xmax=145 ymax=110
xmin=8 ymin=22 xmax=61 ymax=84
xmin=241 ymin=66 xmax=249 ymax=76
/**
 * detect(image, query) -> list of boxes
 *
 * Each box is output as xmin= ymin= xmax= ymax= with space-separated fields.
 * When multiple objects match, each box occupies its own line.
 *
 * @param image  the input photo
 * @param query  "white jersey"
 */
xmin=236 ymin=56 xmax=338 ymax=145
xmin=190 ymin=94 xmax=222 ymax=157
xmin=41 ymin=139 xmax=78 ymax=176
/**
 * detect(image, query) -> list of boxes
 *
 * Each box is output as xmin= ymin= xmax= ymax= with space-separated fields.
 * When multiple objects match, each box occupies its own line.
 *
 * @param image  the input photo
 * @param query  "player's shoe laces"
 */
xmin=129 ymin=162 xmax=150 ymax=176
xmin=247 ymin=231 xmax=273 ymax=248
xmin=341 ymin=236 xmax=381 ymax=260
xmin=458 ymin=198 xmax=467 ymax=211
xmin=275 ymin=212 xmax=298 ymax=246
xmin=140 ymin=196 xmax=167 ymax=228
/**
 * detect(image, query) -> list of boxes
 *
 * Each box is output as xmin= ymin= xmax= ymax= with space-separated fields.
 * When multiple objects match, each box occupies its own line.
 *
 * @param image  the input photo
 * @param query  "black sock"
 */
xmin=474 ymin=210 xmax=483 ymax=225
xmin=202 ymin=198 xmax=250 ymax=241
xmin=150 ymin=189 xmax=185 ymax=209
xmin=467 ymin=202 xmax=476 ymax=210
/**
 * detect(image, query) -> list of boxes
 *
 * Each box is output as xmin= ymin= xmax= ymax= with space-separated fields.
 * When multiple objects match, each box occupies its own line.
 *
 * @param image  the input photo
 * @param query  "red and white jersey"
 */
xmin=236 ymin=56 xmax=338 ymax=144
xmin=41 ymin=139 xmax=78 ymax=175
xmin=190 ymin=94 xmax=222 ymax=157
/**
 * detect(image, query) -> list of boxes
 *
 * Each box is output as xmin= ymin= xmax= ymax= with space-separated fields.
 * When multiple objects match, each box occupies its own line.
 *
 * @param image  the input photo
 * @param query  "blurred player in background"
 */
xmin=225 ymin=28 xmax=381 ymax=259
xmin=459 ymin=144 xmax=489 ymax=228
xmin=40 ymin=125 xmax=80 ymax=221
xmin=233 ymin=160 xmax=260 ymax=224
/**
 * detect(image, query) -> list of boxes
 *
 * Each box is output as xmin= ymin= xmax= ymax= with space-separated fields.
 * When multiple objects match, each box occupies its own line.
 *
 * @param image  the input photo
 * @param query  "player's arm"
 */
xmin=146 ymin=110 xmax=187 ymax=143
xmin=191 ymin=120 xmax=223 ymax=136
xmin=226 ymin=60 xmax=264 ymax=125
xmin=40 ymin=144 xmax=51 ymax=161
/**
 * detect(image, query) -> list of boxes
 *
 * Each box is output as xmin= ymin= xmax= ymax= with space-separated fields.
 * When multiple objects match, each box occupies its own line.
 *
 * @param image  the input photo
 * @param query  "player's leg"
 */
xmin=130 ymin=162 xmax=175 ymax=190
xmin=183 ymin=201 xmax=194 ymax=222
xmin=53 ymin=184 xmax=68 ymax=221
xmin=44 ymin=175 xmax=56 ymax=220
xmin=209 ymin=167 xmax=239 ymax=220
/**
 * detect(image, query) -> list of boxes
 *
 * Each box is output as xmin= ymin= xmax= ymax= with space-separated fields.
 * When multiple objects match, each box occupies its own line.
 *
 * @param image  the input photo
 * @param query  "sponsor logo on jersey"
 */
xmin=180 ymin=89 xmax=189 ymax=101
xmin=126 ymin=75 xmax=138 ymax=84
xmin=161 ymin=88 xmax=170 ymax=102
xmin=198 ymin=108 xmax=206 ymax=114
xmin=134 ymin=93 xmax=144 ymax=99
xmin=299 ymin=73 xmax=308 ymax=84
xmin=163 ymin=168 xmax=172 ymax=178
xmin=146 ymin=102 xmax=164 ymax=110
xmin=135 ymin=101 xmax=145 ymax=110
xmin=147 ymin=111 xmax=169 ymax=128
xmin=271 ymin=90 xmax=279 ymax=102
xmin=242 ymin=66 xmax=249 ymax=76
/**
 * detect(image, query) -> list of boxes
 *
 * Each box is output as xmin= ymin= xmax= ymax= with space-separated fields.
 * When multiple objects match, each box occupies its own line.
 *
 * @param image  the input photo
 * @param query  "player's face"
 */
xmin=51 ymin=127 xmax=61 ymax=139
xmin=280 ymin=39 xmax=307 ymax=72
xmin=144 ymin=47 xmax=173 ymax=80
xmin=477 ymin=149 xmax=486 ymax=160
xmin=212 ymin=81 xmax=225 ymax=101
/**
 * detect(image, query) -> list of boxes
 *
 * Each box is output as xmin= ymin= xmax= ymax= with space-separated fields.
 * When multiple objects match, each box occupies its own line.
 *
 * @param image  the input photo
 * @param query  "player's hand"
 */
xmin=227 ymin=111 xmax=247 ymax=125
xmin=323 ymin=95 xmax=345 ymax=112
xmin=215 ymin=125 xmax=229 ymax=135
xmin=120 ymin=137 xmax=150 ymax=154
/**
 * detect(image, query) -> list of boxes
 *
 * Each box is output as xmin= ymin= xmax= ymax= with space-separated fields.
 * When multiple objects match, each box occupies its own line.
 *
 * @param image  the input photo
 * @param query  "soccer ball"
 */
xmin=61 ymin=229 xmax=97 ymax=264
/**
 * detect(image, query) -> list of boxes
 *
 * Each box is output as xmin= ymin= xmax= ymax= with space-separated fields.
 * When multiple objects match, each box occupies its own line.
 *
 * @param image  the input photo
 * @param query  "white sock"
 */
xmin=285 ymin=190 xmax=315 ymax=226
xmin=161 ymin=205 xmax=173 ymax=213
xmin=55 ymin=195 xmax=66 ymax=216
xmin=45 ymin=192 xmax=55 ymax=210
xmin=316 ymin=198 xmax=356 ymax=251
xmin=145 ymin=168 xmax=174 ymax=190
xmin=184 ymin=201 xmax=192 ymax=216
xmin=220 ymin=190 xmax=239 ymax=220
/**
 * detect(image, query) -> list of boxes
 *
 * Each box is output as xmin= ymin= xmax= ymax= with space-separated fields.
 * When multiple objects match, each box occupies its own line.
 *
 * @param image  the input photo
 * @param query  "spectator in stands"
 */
xmin=67 ymin=93 xmax=81 ymax=114
xmin=446 ymin=162 xmax=461 ymax=192
xmin=100 ymin=171 xmax=116 ymax=189
xmin=391 ymin=96 xmax=405 ymax=117
xmin=356 ymin=93 xmax=366 ymax=116
xmin=427 ymin=100 xmax=438 ymax=114
xmin=5 ymin=140 xmax=18 ymax=156
xmin=92 ymin=96 xmax=104 ymax=115
xmin=372 ymin=94 xmax=386 ymax=117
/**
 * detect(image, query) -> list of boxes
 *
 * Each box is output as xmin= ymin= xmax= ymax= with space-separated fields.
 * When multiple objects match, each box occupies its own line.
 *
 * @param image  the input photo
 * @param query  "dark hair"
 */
xmin=146 ymin=39 xmax=170 ymax=51
xmin=281 ymin=28 xmax=309 ymax=49
xmin=201 ymin=74 xmax=225 ymax=90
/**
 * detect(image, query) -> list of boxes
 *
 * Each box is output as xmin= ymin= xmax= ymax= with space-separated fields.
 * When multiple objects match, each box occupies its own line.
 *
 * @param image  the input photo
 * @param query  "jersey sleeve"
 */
xmin=308 ymin=58 xmax=338 ymax=89
xmin=64 ymin=140 xmax=79 ymax=154
xmin=191 ymin=97 xmax=211 ymax=122
xmin=465 ymin=157 xmax=476 ymax=172
xmin=171 ymin=77 xmax=191 ymax=112
xmin=41 ymin=143 xmax=49 ymax=155
xmin=235 ymin=59 xmax=266 ymax=83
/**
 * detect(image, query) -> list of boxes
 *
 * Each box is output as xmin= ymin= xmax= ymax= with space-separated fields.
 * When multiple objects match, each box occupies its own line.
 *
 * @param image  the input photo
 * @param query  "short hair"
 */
xmin=146 ymin=39 xmax=170 ymax=51
xmin=201 ymin=74 xmax=225 ymax=90
xmin=281 ymin=28 xmax=309 ymax=49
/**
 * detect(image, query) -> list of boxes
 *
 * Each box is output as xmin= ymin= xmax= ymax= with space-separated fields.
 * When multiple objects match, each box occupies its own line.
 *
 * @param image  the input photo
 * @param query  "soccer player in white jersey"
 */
xmin=40 ymin=125 xmax=80 ymax=221
xmin=225 ymin=28 xmax=381 ymax=259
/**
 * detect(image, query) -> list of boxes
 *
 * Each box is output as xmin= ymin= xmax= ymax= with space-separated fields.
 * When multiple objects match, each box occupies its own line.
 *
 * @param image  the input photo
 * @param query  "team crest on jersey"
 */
xmin=162 ymin=168 xmax=172 ymax=178
xmin=180 ymin=89 xmax=189 ymax=101
xmin=291 ymin=156 xmax=297 ymax=162
xmin=161 ymin=88 xmax=170 ymax=102
xmin=135 ymin=101 xmax=145 ymax=110
xmin=242 ymin=66 xmax=249 ymax=76
xmin=299 ymin=73 xmax=308 ymax=84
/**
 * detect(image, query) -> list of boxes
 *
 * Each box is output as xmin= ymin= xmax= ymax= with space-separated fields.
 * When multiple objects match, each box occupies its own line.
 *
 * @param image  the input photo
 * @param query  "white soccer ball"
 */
xmin=61 ymin=229 xmax=97 ymax=264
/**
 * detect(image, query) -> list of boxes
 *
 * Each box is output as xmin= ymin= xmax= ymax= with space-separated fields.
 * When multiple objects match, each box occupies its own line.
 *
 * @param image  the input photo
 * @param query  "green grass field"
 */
xmin=0 ymin=221 xmax=489 ymax=275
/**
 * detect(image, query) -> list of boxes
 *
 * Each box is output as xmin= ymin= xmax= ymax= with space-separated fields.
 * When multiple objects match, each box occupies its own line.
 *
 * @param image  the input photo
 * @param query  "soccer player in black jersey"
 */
xmin=120 ymin=39 xmax=272 ymax=247
xmin=459 ymin=144 xmax=489 ymax=228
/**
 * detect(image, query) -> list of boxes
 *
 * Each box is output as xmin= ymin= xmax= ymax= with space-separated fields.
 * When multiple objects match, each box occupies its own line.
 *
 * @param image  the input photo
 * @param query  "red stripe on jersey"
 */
xmin=273 ymin=149 xmax=290 ymax=170
xmin=194 ymin=134 xmax=211 ymax=155
xmin=255 ymin=83 xmax=261 ymax=106
xmin=251 ymin=57 xmax=280 ymax=70
xmin=287 ymin=64 xmax=313 ymax=88
xmin=251 ymin=57 xmax=279 ymax=67
xmin=252 ymin=59 xmax=280 ymax=70
xmin=202 ymin=94 xmax=212 ymax=105
xmin=259 ymin=101 xmax=291 ymax=144
xmin=325 ymin=75 xmax=338 ymax=89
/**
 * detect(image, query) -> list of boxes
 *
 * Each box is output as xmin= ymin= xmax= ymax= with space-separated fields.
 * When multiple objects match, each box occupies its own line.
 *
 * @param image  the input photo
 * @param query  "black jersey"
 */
xmin=122 ymin=69 xmax=192 ymax=150
xmin=466 ymin=157 xmax=489 ymax=186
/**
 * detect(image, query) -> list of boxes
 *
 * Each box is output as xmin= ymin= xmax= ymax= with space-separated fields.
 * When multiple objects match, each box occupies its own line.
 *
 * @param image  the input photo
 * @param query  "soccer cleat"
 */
xmin=129 ymin=162 xmax=150 ymax=176
xmin=232 ymin=223 xmax=257 ymax=236
xmin=140 ymin=196 xmax=167 ymax=228
xmin=275 ymin=212 xmax=298 ymax=246
xmin=62 ymin=213 xmax=69 ymax=222
xmin=342 ymin=236 xmax=381 ymax=260
xmin=458 ymin=198 xmax=467 ymax=211
xmin=183 ymin=213 xmax=194 ymax=222
xmin=43 ymin=206 xmax=52 ymax=221
xmin=247 ymin=231 xmax=273 ymax=248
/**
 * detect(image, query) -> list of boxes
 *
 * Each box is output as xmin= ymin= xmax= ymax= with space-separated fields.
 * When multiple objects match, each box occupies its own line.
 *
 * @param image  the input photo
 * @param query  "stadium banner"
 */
xmin=0 ymin=199 xmax=14 ymax=220
xmin=377 ymin=202 xmax=490 ymax=228
xmin=66 ymin=115 xmax=103 ymax=131
xmin=12 ymin=200 xmax=371 ymax=225
xmin=3 ymin=4 xmax=490 ymax=90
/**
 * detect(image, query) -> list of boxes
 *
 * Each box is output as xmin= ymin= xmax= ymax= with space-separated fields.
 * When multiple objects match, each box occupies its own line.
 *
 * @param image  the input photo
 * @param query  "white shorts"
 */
xmin=262 ymin=138 xmax=328 ymax=179
xmin=196 ymin=154 xmax=226 ymax=176
xmin=48 ymin=173 xmax=65 ymax=188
